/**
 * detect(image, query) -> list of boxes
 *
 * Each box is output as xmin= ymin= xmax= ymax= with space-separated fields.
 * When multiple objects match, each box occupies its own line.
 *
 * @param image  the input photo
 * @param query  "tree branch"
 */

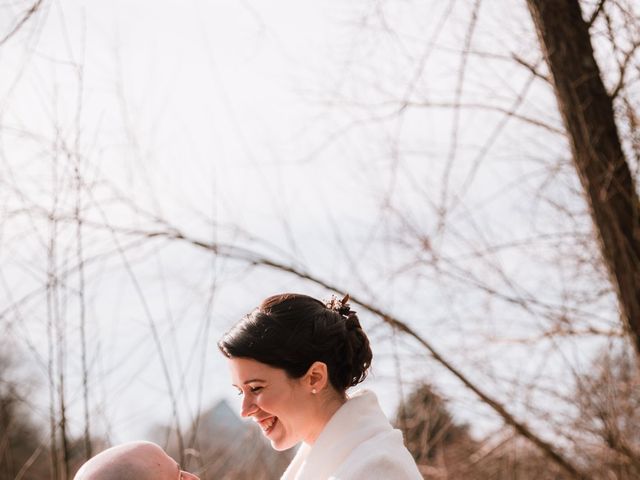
xmin=112 ymin=225 xmax=588 ymax=480
xmin=586 ymin=0 xmax=607 ymax=28
xmin=0 ymin=0 xmax=44 ymax=47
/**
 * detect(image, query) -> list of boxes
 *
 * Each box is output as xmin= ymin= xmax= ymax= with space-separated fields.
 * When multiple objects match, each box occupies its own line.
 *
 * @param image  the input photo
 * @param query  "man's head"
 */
xmin=73 ymin=441 xmax=199 ymax=480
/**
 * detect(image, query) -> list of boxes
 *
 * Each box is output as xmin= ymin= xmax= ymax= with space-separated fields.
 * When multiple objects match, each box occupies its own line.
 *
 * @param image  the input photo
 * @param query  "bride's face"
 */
xmin=227 ymin=357 xmax=315 ymax=451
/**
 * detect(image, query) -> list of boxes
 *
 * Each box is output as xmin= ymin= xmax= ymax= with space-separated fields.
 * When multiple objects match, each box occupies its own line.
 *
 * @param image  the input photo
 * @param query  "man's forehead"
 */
xmin=74 ymin=441 xmax=179 ymax=480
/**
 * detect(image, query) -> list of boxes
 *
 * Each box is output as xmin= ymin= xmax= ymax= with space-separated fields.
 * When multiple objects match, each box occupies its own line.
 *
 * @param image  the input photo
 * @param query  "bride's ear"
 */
xmin=304 ymin=361 xmax=329 ymax=393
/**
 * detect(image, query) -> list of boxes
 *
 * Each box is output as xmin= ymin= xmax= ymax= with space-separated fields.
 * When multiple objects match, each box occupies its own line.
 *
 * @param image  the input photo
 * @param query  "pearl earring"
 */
xmin=311 ymin=388 xmax=317 ymax=394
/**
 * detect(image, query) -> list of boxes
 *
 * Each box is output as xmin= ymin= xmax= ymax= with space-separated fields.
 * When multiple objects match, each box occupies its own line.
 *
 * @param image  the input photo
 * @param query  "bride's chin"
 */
xmin=270 ymin=436 xmax=296 ymax=452
xmin=270 ymin=440 xmax=290 ymax=452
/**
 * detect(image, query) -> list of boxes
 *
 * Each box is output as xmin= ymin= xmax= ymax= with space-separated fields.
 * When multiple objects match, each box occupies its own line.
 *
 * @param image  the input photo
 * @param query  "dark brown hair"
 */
xmin=218 ymin=293 xmax=372 ymax=392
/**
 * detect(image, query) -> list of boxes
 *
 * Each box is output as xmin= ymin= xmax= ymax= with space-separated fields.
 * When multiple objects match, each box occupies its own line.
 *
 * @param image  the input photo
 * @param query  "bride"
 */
xmin=218 ymin=293 xmax=422 ymax=480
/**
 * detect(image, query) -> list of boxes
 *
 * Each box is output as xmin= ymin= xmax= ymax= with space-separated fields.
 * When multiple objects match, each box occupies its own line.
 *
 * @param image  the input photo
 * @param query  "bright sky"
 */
xmin=2 ymin=0 xmax=421 ymax=443
xmin=1 ymin=0 xmax=616 ymax=451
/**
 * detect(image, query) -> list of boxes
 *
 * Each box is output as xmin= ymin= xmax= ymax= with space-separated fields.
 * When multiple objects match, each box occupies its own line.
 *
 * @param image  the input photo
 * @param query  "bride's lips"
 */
xmin=257 ymin=416 xmax=278 ymax=435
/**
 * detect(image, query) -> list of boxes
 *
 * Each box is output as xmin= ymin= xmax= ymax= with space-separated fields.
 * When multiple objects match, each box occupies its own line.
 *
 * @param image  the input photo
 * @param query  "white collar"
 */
xmin=282 ymin=390 xmax=392 ymax=480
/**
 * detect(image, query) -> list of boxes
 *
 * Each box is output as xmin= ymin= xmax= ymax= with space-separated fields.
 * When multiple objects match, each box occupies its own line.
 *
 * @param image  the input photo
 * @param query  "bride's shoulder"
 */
xmin=336 ymin=433 xmax=423 ymax=480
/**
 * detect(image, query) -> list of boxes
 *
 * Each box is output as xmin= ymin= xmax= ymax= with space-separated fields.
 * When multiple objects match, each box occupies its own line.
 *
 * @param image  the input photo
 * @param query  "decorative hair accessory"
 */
xmin=326 ymin=293 xmax=353 ymax=317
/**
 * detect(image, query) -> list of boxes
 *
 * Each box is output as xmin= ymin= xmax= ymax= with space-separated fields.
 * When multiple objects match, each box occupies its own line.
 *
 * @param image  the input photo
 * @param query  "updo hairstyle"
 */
xmin=218 ymin=293 xmax=372 ymax=393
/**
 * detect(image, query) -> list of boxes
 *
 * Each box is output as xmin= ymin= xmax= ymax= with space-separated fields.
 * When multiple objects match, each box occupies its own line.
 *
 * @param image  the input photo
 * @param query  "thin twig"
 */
xmin=512 ymin=54 xmax=550 ymax=83
xmin=112 ymin=225 xmax=587 ymax=479
xmin=587 ymin=0 xmax=607 ymax=28
xmin=0 ymin=0 xmax=44 ymax=47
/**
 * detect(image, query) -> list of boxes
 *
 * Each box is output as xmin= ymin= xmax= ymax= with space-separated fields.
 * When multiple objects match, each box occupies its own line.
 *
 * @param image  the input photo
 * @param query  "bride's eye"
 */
xmin=250 ymin=386 xmax=263 ymax=393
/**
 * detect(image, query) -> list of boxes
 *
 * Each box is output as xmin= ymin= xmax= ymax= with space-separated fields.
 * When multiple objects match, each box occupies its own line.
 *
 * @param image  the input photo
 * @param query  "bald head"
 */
xmin=73 ymin=441 xmax=198 ymax=480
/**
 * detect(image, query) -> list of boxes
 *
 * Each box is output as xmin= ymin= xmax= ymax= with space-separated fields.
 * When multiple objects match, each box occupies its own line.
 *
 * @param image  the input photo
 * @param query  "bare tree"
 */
xmin=526 ymin=0 xmax=640 ymax=355
xmin=573 ymin=347 xmax=640 ymax=478
xmin=1 ymin=2 xmax=640 ymax=479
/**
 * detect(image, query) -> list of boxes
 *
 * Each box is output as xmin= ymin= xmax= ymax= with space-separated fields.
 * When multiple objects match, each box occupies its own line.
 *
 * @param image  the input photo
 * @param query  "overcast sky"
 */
xmin=1 ymin=0 xmax=615 ymax=448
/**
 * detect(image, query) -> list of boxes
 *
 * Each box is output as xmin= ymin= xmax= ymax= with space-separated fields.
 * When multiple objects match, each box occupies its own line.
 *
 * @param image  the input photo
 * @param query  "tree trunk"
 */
xmin=526 ymin=0 xmax=640 ymax=354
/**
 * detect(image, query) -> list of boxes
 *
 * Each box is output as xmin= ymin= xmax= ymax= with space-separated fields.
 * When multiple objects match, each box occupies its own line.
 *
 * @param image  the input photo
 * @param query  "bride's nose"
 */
xmin=241 ymin=394 xmax=258 ymax=417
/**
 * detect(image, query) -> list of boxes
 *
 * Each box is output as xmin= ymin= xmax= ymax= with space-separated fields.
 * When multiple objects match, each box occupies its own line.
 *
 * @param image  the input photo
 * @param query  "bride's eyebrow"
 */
xmin=243 ymin=378 xmax=266 ymax=384
xmin=231 ymin=378 xmax=266 ymax=387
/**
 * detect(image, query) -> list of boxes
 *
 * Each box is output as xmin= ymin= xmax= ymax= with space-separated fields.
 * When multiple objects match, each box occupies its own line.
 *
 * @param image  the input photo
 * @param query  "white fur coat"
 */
xmin=281 ymin=390 xmax=422 ymax=480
